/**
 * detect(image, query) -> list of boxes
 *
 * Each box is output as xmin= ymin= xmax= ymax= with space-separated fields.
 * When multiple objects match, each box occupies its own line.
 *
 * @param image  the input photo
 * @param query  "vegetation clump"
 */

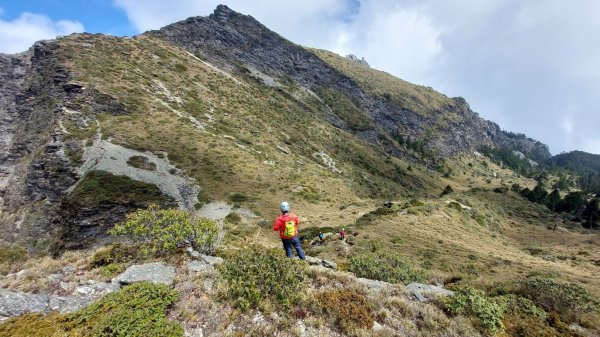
xmin=510 ymin=278 xmax=600 ymax=321
xmin=444 ymin=287 xmax=506 ymax=333
xmin=0 ymin=245 xmax=28 ymax=275
xmin=109 ymin=205 xmax=220 ymax=256
xmin=440 ymin=185 xmax=454 ymax=197
xmin=126 ymin=155 xmax=157 ymax=171
xmin=0 ymin=283 xmax=183 ymax=337
xmin=313 ymin=289 xmax=374 ymax=333
xmin=217 ymin=247 xmax=306 ymax=312
xmin=348 ymin=252 xmax=426 ymax=284
xmin=69 ymin=170 xmax=170 ymax=207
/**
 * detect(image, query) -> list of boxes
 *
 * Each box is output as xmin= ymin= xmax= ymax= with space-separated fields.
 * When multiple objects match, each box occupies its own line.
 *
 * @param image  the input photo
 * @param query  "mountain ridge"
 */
xmin=152 ymin=5 xmax=550 ymax=160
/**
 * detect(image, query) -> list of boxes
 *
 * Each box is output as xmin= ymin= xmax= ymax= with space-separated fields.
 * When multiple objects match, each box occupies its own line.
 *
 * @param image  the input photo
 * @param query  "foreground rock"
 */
xmin=113 ymin=262 xmax=176 ymax=286
xmin=0 ymin=289 xmax=92 ymax=321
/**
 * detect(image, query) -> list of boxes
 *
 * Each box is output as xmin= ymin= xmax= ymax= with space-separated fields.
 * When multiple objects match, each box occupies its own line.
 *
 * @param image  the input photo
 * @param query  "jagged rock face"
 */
xmin=152 ymin=5 xmax=550 ymax=160
xmin=0 ymin=42 xmax=80 ymax=249
xmin=0 ymin=42 xmax=174 ymax=252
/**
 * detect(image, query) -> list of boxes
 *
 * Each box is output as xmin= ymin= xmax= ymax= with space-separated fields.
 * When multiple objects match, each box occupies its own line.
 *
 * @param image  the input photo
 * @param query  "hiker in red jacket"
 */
xmin=273 ymin=201 xmax=305 ymax=259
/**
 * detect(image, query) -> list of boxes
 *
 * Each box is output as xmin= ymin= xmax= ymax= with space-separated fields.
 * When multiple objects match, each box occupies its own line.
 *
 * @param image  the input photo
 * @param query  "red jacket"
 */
xmin=273 ymin=212 xmax=299 ymax=239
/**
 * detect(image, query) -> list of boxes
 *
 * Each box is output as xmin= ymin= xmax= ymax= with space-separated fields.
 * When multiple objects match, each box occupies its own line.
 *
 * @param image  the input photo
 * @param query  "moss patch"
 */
xmin=68 ymin=170 xmax=170 ymax=207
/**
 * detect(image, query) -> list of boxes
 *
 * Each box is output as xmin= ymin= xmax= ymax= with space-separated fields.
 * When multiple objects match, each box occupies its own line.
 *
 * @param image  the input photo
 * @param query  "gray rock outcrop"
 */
xmin=0 ymin=288 xmax=92 ymax=321
xmin=405 ymin=282 xmax=454 ymax=302
xmin=113 ymin=262 xmax=176 ymax=286
xmin=345 ymin=54 xmax=370 ymax=67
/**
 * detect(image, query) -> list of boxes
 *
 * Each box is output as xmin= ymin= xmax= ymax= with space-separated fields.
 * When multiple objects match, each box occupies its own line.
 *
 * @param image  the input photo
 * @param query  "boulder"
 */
xmin=113 ymin=262 xmax=176 ymax=286
xmin=405 ymin=283 xmax=454 ymax=303
xmin=0 ymin=289 xmax=92 ymax=320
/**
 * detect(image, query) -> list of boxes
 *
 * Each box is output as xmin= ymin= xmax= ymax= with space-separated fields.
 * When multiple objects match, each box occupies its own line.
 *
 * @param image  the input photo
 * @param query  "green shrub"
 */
xmin=100 ymin=263 xmax=126 ymax=279
xmin=0 ymin=245 xmax=28 ymax=275
xmin=444 ymin=287 xmax=506 ymax=333
xmin=348 ymin=252 xmax=426 ymax=285
xmin=493 ymin=186 xmax=508 ymax=194
xmin=88 ymin=243 xmax=144 ymax=268
xmin=224 ymin=212 xmax=241 ymax=224
xmin=126 ymin=155 xmax=157 ymax=171
xmin=511 ymin=278 xmax=600 ymax=320
xmin=314 ymin=289 xmax=374 ymax=333
xmin=0 ymin=283 xmax=183 ymax=337
xmin=217 ymin=247 xmax=306 ymax=312
xmin=69 ymin=282 xmax=182 ymax=337
xmin=440 ymin=185 xmax=453 ymax=197
xmin=228 ymin=193 xmax=248 ymax=203
xmin=109 ymin=205 xmax=220 ymax=256
xmin=68 ymin=170 xmax=170 ymax=207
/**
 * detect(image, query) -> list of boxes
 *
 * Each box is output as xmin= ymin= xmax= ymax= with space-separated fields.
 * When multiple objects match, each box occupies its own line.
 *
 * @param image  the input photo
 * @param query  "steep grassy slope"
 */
xmin=56 ymin=33 xmax=439 ymax=222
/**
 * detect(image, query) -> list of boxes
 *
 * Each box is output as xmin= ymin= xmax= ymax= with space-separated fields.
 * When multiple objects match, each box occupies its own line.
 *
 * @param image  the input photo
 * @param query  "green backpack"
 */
xmin=283 ymin=220 xmax=296 ymax=238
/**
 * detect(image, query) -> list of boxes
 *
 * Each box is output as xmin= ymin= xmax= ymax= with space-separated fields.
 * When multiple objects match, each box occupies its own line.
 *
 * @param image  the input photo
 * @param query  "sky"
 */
xmin=0 ymin=1 xmax=599 ymax=155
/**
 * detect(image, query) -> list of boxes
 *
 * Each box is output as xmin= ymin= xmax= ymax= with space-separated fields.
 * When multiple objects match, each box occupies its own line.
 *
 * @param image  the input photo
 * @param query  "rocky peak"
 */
xmin=345 ymin=54 xmax=370 ymax=67
xmin=210 ymin=4 xmax=237 ymax=23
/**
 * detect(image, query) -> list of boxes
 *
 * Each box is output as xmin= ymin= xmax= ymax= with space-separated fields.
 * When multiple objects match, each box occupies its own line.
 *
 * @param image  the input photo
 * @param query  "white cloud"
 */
xmin=0 ymin=10 xmax=84 ymax=54
xmin=334 ymin=5 xmax=443 ymax=84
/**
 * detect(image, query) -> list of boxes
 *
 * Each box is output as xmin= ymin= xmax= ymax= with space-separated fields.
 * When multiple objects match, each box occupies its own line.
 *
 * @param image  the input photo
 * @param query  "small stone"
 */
xmin=277 ymin=145 xmax=290 ymax=154
xmin=60 ymin=281 xmax=76 ymax=293
xmin=186 ymin=260 xmax=212 ymax=272
xmin=61 ymin=265 xmax=77 ymax=275
xmin=47 ymin=273 xmax=64 ymax=282
xmin=186 ymin=247 xmax=201 ymax=259
xmin=185 ymin=327 xmax=204 ymax=337
xmin=201 ymin=255 xmax=224 ymax=265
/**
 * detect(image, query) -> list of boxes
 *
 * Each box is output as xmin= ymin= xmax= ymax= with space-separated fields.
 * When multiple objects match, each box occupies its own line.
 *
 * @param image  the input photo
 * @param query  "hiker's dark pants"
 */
xmin=282 ymin=236 xmax=305 ymax=260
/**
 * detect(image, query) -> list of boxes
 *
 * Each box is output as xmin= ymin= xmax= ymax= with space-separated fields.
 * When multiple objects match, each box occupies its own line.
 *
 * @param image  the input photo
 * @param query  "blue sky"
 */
xmin=0 ymin=0 xmax=134 ymax=36
xmin=1 ymin=1 xmax=599 ymax=155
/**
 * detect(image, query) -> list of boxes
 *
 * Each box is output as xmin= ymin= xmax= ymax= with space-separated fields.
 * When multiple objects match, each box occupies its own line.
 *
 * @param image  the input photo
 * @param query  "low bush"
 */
xmin=510 ymin=278 xmax=600 ymax=321
xmin=109 ymin=205 xmax=221 ymax=256
xmin=224 ymin=212 xmax=241 ymax=224
xmin=228 ymin=193 xmax=248 ymax=203
xmin=440 ymin=185 xmax=454 ymax=197
xmin=88 ymin=243 xmax=144 ymax=268
xmin=217 ymin=247 xmax=307 ymax=312
xmin=0 ymin=283 xmax=183 ymax=337
xmin=313 ymin=289 xmax=374 ymax=333
xmin=444 ymin=287 xmax=506 ymax=333
xmin=0 ymin=245 xmax=28 ymax=275
xmin=348 ymin=252 xmax=426 ymax=285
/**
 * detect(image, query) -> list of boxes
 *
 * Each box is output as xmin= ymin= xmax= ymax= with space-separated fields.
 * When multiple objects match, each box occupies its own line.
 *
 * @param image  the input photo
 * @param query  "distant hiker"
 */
xmin=319 ymin=232 xmax=325 ymax=241
xmin=273 ymin=201 xmax=305 ymax=260
xmin=340 ymin=228 xmax=346 ymax=240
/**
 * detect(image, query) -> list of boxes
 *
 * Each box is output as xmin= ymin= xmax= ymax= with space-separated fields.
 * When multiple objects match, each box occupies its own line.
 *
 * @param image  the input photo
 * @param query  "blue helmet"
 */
xmin=280 ymin=201 xmax=290 ymax=212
